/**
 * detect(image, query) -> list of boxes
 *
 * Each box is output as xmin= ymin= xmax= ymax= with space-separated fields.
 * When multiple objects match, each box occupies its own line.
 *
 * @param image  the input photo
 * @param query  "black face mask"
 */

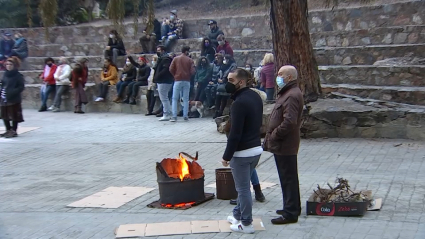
xmin=225 ymin=81 xmax=239 ymax=94
xmin=47 ymin=63 xmax=53 ymax=67
xmin=156 ymin=52 xmax=162 ymax=57
xmin=201 ymin=61 xmax=206 ymax=65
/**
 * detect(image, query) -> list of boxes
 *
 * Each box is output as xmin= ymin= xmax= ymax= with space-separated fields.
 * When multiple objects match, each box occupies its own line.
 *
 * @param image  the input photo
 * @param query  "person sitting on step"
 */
xmin=214 ymin=54 xmax=237 ymax=119
xmin=216 ymin=34 xmax=234 ymax=57
xmin=10 ymin=33 xmax=28 ymax=61
xmin=161 ymin=10 xmax=183 ymax=52
xmin=114 ymin=57 xmax=137 ymax=103
xmin=207 ymin=20 xmax=224 ymax=48
xmin=200 ymin=37 xmax=216 ymax=63
xmin=139 ymin=18 xmax=161 ymax=54
xmin=204 ymin=53 xmax=223 ymax=109
xmin=38 ymin=57 xmax=57 ymax=112
xmin=50 ymin=57 xmax=71 ymax=112
xmin=95 ymin=58 xmax=118 ymax=102
xmin=104 ymin=30 xmax=126 ymax=64
xmin=125 ymin=56 xmax=151 ymax=105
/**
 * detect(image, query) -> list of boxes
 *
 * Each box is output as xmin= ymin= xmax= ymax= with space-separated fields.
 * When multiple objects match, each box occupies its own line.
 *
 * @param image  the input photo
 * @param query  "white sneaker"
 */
xmin=95 ymin=97 xmax=103 ymax=102
xmin=230 ymin=223 xmax=255 ymax=234
xmin=47 ymin=105 xmax=55 ymax=111
xmin=227 ymin=215 xmax=240 ymax=225
xmin=159 ymin=116 xmax=171 ymax=121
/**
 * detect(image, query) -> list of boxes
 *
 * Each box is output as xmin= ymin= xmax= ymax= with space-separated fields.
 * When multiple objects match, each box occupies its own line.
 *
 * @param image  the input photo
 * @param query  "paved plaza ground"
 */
xmin=1 ymin=110 xmax=425 ymax=239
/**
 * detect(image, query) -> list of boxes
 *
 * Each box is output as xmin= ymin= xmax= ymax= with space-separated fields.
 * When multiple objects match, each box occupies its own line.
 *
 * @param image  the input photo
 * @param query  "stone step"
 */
xmin=9 ymin=65 xmax=425 ymax=88
xmin=3 ymin=1 xmax=423 ymax=45
xmin=319 ymin=65 xmax=425 ymax=87
xmin=321 ymin=83 xmax=425 ymax=105
xmin=22 ymin=83 xmax=152 ymax=114
xmin=28 ymin=25 xmax=425 ymax=57
xmin=20 ymin=43 xmax=425 ymax=70
xmin=302 ymin=98 xmax=425 ymax=140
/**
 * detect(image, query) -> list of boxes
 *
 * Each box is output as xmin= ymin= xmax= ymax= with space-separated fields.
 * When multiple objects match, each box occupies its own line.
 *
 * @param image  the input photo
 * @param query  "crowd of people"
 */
xmin=0 ymin=32 xmax=28 ymax=70
xmin=0 ymin=12 xmax=305 ymax=237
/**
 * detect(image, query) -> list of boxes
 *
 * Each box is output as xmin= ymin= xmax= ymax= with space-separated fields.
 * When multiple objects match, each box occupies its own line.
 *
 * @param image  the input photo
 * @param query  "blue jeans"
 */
xmin=41 ymin=85 xmax=56 ymax=107
xmin=172 ymin=81 xmax=190 ymax=118
xmin=116 ymin=80 xmax=130 ymax=98
xmin=251 ymin=169 xmax=260 ymax=186
xmin=230 ymin=155 xmax=261 ymax=226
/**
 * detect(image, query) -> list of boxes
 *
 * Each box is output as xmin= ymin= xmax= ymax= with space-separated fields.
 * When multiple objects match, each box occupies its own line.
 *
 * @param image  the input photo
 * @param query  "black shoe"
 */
xmin=253 ymin=184 xmax=265 ymax=202
xmin=271 ymin=216 xmax=298 ymax=225
xmin=38 ymin=105 xmax=47 ymax=112
xmin=145 ymin=112 xmax=154 ymax=116
xmin=123 ymin=98 xmax=130 ymax=104
xmin=129 ymin=100 xmax=136 ymax=105
xmin=276 ymin=209 xmax=302 ymax=216
xmin=229 ymin=199 xmax=237 ymax=205
xmin=156 ymin=113 xmax=163 ymax=117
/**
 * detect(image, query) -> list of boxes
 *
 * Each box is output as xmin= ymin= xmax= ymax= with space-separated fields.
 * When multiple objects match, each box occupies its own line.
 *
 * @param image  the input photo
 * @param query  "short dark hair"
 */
xmin=181 ymin=46 xmax=190 ymax=53
xmin=45 ymin=57 xmax=54 ymax=64
xmin=230 ymin=68 xmax=254 ymax=85
xmin=157 ymin=45 xmax=166 ymax=52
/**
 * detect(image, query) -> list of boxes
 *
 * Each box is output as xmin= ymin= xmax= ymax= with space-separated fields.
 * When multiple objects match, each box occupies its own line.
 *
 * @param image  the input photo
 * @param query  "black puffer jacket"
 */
xmin=0 ymin=70 xmax=25 ymax=105
xmin=153 ymin=55 xmax=173 ymax=84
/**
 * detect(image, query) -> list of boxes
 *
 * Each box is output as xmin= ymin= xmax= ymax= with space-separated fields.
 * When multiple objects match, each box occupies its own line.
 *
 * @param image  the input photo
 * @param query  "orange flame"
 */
xmin=178 ymin=154 xmax=190 ymax=181
xmin=161 ymin=202 xmax=196 ymax=208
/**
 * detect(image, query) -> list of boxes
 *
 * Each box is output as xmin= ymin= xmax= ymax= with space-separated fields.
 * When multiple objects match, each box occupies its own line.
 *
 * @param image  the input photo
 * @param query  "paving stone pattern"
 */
xmin=1 ymin=110 xmax=425 ymax=239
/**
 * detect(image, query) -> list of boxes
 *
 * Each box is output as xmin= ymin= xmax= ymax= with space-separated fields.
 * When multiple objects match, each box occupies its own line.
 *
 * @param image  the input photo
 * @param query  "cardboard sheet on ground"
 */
xmin=206 ymin=181 xmax=277 ymax=192
xmin=67 ymin=186 xmax=155 ymax=208
xmin=0 ymin=126 xmax=40 ymax=135
xmin=368 ymin=198 xmax=383 ymax=211
xmin=115 ymin=218 xmax=265 ymax=238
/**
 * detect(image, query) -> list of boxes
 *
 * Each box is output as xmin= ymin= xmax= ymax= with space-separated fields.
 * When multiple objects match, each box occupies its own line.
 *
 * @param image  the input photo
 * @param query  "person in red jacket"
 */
xmin=216 ymin=35 xmax=234 ymax=57
xmin=38 ymin=57 xmax=57 ymax=112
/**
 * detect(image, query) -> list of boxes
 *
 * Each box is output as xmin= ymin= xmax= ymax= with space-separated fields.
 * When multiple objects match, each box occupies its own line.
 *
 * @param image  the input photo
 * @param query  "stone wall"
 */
xmin=1 ymin=1 xmax=423 ymax=46
xmin=302 ymin=98 xmax=425 ymax=140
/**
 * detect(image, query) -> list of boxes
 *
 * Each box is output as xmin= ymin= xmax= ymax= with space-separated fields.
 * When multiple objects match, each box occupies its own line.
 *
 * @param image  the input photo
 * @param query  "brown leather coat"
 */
xmin=263 ymin=81 xmax=304 ymax=156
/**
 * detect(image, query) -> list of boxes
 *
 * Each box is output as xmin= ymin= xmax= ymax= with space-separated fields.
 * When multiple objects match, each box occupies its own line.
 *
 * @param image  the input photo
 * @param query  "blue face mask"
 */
xmin=276 ymin=76 xmax=285 ymax=88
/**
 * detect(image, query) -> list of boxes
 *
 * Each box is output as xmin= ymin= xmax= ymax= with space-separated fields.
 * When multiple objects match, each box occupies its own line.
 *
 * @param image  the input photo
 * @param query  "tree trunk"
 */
xmin=270 ymin=0 xmax=321 ymax=103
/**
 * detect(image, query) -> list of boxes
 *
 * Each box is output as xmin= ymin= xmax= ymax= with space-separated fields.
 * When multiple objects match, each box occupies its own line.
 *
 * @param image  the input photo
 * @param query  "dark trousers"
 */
xmin=194 ymin=82 xmax=207 ymax=102
xmin=3 ymin=119 xmax=18 ymax=131
xmin=146 ymin=89 xmax=158 ymax=113
xmin=139 ymin=33 xmax=157 ymax=53
xmin=98 ymin=81 xmax=110 ymax=98
xmin=215 ymin=95 xmax=230 ymax=114
xmin=127 ymin=81 xmax=148 ymax=99
xmin=266 ymin=87 xmax=275 ymax=101
xmin=204 ymin=84 xmax=217 ymax=107
xmin=116 ymin=81 xmax=131 ymax=98
xmin=274 ymin=154 xmax=301 ymax=220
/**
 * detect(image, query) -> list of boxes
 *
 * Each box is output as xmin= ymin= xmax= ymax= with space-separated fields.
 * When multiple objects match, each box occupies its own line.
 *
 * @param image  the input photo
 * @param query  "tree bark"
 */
xmin=270 ymin=0 xmax=321 ymax=103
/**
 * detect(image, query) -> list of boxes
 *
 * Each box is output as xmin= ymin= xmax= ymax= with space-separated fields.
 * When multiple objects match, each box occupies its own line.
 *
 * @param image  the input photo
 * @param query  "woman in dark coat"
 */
xmin=125 ymin=56 xmax=151 ymax=104
xmin=0 ymin=57 xmax=25 ymax=138
xmin=71 ymin=58 xmax=88 ymax=114
xmin=200 ymin=38 xmax=216 ymax=63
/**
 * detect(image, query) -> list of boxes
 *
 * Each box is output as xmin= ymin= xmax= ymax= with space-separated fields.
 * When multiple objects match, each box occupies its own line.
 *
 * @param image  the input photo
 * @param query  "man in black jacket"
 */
xmin=154 ymin=45 xmax=174 ymax=121
xmin=221 ymin=68 xmax=263 ymax=234
xmin=139 ymin=19 xmax=162 ymax=54
xmin=207 ymin=20 xmax=224 ymax=48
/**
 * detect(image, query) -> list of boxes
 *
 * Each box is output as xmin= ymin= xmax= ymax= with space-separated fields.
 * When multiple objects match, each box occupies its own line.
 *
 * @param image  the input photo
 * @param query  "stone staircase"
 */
xmin=0 ymin=0 xmax=424 ymax=138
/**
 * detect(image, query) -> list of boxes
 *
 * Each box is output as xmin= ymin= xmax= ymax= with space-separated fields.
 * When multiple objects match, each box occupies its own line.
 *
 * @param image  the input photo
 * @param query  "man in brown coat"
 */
xmin=263 ymin=65 xmax=304 ymax=225
xmin=169 ymin=46 xmax=195 ymax=122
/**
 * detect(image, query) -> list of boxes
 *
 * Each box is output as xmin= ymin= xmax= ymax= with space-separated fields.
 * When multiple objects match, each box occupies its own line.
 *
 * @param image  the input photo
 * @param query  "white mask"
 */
xmin=109 ymin=34 xmax=114 ymax=38
xmin=170 ymin=15 xmax=175 ymax=20
xmin=223 ymin=60 xmax=227 ymax=64
xmin=151 ymin=61 xmax=156 ymax=66
xmin=245 ymin=67 xmax=251 ymax=71
xmin=126 ymin=61 xmax=131 ymax=66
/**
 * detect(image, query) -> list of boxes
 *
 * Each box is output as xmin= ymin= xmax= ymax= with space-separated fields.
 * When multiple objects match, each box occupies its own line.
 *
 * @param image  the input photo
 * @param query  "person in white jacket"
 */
xmin=50 ymin=57 xmax=71 ymax=112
